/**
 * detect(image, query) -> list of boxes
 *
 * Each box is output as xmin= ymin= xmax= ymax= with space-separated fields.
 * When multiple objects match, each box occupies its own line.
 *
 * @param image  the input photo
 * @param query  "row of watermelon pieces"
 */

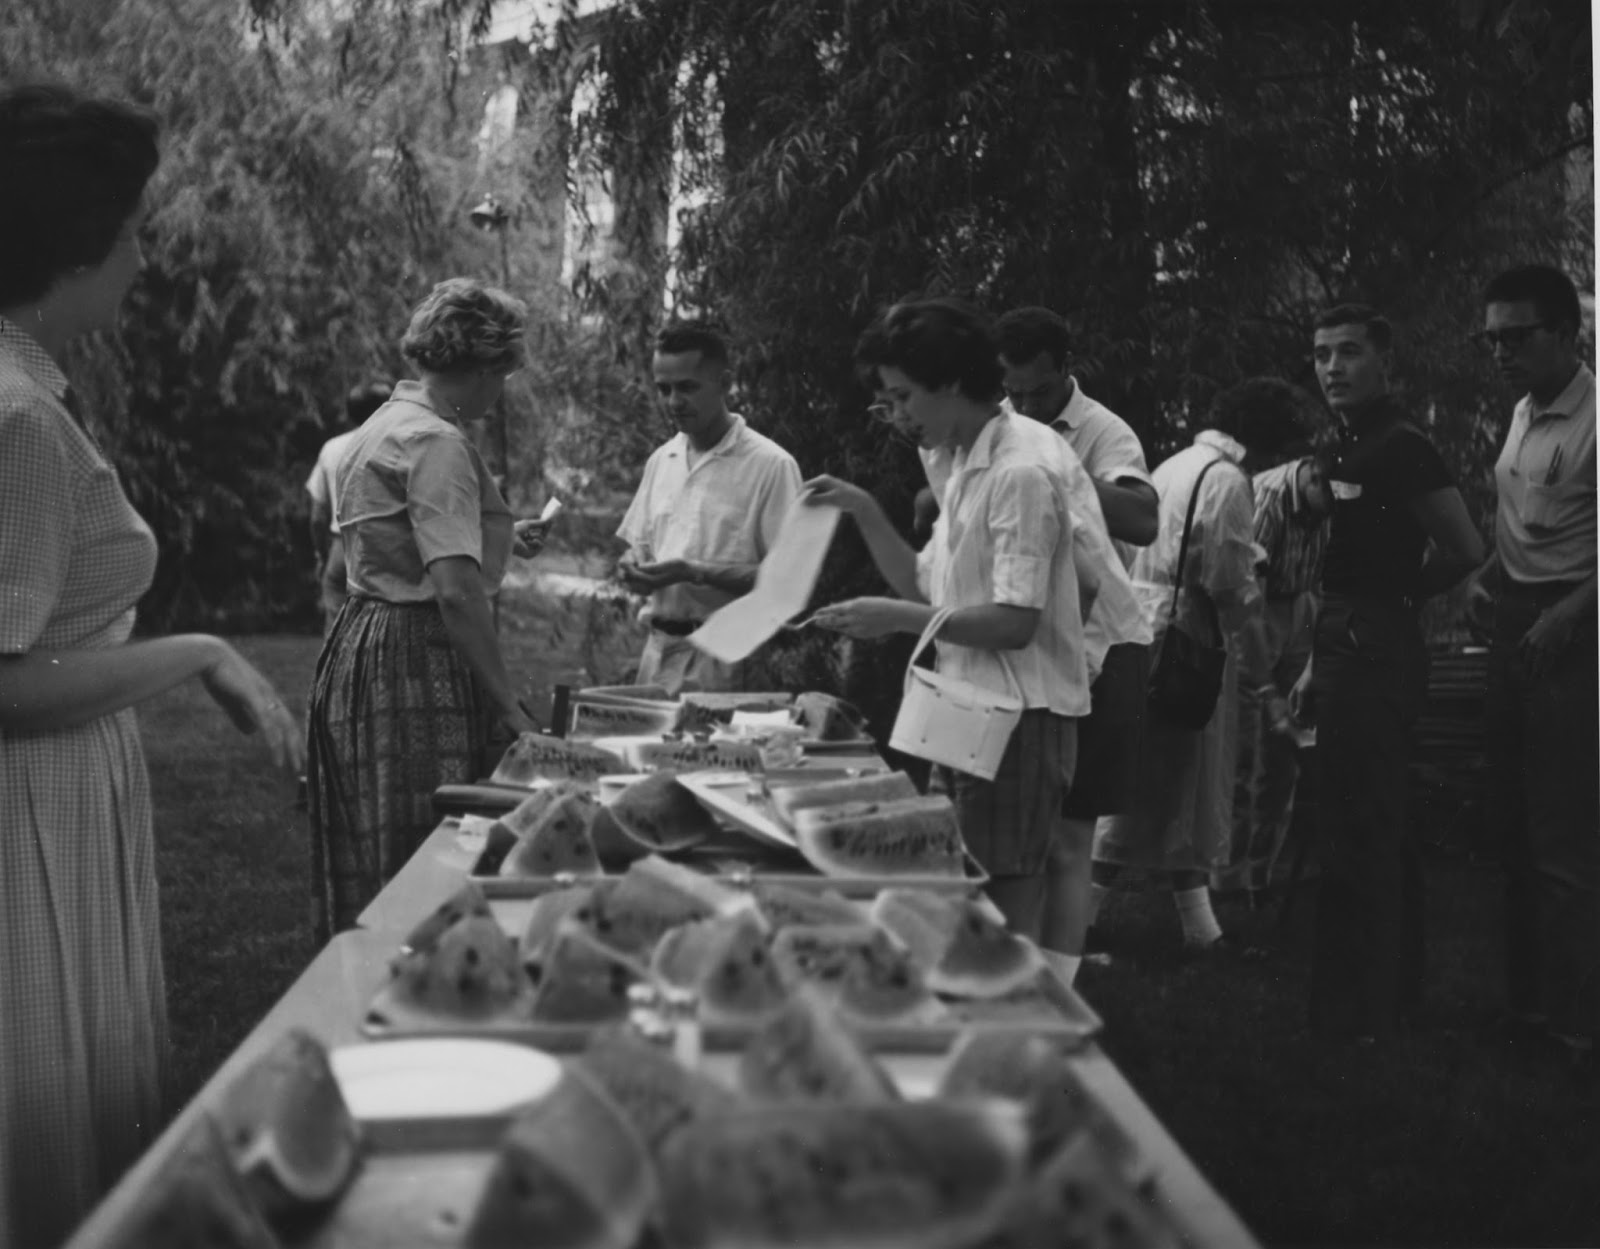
xmin=562 ymin=688 xmax=872 ymax=743
xmin=478 ymin=770 xmax=967 ymax=881
xmin=367 ymin=857 xmax=1044 ymax=1034
xmin=102 ymin=999 xmax=1182 ymax=1249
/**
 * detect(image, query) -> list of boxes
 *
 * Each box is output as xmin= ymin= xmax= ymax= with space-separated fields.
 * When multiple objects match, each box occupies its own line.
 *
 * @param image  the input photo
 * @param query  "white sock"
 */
xmin=1174 ymin=886 xmax=1223 ymax=946
xmin=1086 ymin=883 xmax=1110 ymax=929
xmin=1056 ymin=953 xmax=1083 ymax=985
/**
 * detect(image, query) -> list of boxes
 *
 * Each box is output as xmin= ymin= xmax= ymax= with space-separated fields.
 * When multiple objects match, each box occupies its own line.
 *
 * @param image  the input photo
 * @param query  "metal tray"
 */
xmin=290 ymin=1040 xmax=1181 ymax=1249
xmin=360 ymin=961 xmax=1100 ymax=1054
xmin=466 ymin=838 xmax=991 ymax=899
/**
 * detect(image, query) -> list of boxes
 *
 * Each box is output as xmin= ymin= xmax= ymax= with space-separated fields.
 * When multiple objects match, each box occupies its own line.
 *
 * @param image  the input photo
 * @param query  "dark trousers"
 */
xmin=1308 ymin=595 xmax=1428 ymax=1038
xmin=1487 ymin=580 xmax=1599 ymax=1039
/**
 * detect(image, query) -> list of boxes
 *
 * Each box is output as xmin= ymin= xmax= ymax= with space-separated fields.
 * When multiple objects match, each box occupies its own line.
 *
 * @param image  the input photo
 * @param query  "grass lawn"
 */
xmin=142 ymin=613 xmax=1598 ymax=1248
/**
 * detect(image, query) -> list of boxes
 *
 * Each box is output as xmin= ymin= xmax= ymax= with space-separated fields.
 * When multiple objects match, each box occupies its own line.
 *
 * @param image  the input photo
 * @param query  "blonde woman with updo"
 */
xmin=306 ymin=278 xmax=542 ymax=939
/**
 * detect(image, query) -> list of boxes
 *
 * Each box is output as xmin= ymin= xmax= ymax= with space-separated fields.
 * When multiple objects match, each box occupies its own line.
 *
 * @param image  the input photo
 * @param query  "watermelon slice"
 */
xmin=649 ymin=912 xmax=784 ymax=1025
xmin=769 ymin=924 xmax=943 ymax=1025
xmin=749 ymin=881 xmax=864 ymax=930
xmin=925 ymin=900 xmax=1044 ymax=999
xmin=574 ymin=1025 xmax=740 ymax=1157
xmin=491 ymin=732 xmax=629 ymax=787
xmin=105 ymin=1114 xmax=280 ymax=1249
xmin=987 ymin=1133 xmax=1181 ymax=1249
xmin=596 ymin=854 xmax=757 ymax=956
xmin=657 ymin=1100 xmax=1028 ymax=1249
xmin=464 ymin=1065 xmax=655 ymax=1249
xmin=528 ymin=918 xmax=649 ymax=1023
xmin=380 ymin=914 xmax=529 ymax=1023
xmin=403 ymin=879 xmax=495 ymax=956
xmin=499 ymin=791 xmax=604 ymax=879
xmin=793 ymin=690 xmax=872 ymax=742
xmin=519 ymin=884 xmax=606 ymax=968
xmin=587 ymin=772 xmax=719 ymax=863
xmin=792 ymin=795 xmax=966 ymax=879
xmin=214 ymin=1028 xmax=363 ymax=1221
xmin=768 ymin=770 xmax=920 ymax=827
xmin=939 ymin=1030 xmax=1139 ymax=1172
xmin=738 ymin=986 xmax=900 ymax=1103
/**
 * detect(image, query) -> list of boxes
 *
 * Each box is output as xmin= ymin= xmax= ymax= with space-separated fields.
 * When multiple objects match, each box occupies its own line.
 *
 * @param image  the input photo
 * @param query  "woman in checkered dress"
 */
xmin=0 ymin=86 xmax=303 ymax=1246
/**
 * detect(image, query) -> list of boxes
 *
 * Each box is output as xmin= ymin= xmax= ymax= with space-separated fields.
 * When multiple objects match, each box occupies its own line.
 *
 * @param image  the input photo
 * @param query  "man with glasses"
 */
xmin=1468 ymin=264 xmax=1596 ymax=1081
xmin=616 ymin=321 xmax=801 ymax=693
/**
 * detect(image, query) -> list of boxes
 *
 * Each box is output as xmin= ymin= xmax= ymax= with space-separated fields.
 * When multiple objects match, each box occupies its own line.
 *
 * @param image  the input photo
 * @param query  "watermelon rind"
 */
xmin=214 ymin=1029 xmax=363 ymax=1219
xmin=657 ymin=1100 xmax=1027 ymax=1249
xmin=768 ymin=771 xmax=919 ymax=827
xmin=791 ymin=796 xmax=966 ymax=879
xmin=464 ymin=1064 xmax=655 ymax=1249
xmin=738 ymin=986 xmax=901 ymax=1104
xmin=108 ymin=1113 xmax=281 ymax=1249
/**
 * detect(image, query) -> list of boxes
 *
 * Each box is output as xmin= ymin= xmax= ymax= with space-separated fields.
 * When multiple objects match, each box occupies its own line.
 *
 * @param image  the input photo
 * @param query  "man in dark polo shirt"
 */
xmin=1468 ymin=264 xmax=1596 ymax=1078
xmin=1292 ymin=304 xmax=1484 ymax=1041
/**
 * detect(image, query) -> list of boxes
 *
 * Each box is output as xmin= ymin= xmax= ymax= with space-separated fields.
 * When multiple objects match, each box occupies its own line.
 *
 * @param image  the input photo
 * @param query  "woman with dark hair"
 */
xmin=1091 ymin=377 xmax=1307 ymax=952
xmin=0 ymin=84 xmax=302 ymax=1243
xmin=306 ymin=277 xmax=541 ymax=940
xmin=805 ymin=298 xmax=1094 ymax=939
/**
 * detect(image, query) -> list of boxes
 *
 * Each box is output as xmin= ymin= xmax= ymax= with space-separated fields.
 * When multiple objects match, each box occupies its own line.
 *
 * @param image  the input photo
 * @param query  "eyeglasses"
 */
xmin=867 ymin=402 xmax=894 ymax=424
xmin=1473 ymin=323 xmax=1549 ymax=352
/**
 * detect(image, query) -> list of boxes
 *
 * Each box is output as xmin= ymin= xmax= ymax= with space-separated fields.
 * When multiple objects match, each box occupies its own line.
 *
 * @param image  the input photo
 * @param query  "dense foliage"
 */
xmin=582 ymin=0 xmax=1591 ymax=533
xmin=6 ymin=0 xmax=1592 ymax=638
xmin=3 ymin=0 xmax=556 ymax=628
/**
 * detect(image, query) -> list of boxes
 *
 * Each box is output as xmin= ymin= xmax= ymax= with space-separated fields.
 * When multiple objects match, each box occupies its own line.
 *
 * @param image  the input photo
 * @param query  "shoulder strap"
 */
xmin=1167 ymin=455 xmax=1234 ymax=622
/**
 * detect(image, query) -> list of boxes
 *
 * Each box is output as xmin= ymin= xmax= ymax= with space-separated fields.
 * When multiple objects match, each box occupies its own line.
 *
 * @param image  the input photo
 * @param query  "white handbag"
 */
xmin=889 ymin=607 xmax=1024 ymax=781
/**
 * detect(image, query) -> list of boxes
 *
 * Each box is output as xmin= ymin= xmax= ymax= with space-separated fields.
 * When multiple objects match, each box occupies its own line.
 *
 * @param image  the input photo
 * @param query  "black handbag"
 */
xmin=1146 ymin=457 xmax=1233 ymax=730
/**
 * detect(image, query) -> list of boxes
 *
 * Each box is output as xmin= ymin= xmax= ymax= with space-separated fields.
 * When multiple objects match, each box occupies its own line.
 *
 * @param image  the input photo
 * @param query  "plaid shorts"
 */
xmin=933 ymin=709 xmax=1078 ymax=877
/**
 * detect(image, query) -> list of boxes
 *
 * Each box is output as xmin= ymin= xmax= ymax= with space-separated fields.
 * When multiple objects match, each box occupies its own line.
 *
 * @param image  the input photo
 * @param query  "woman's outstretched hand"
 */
xmin=200 ymin=643 xmax=305 ymax=772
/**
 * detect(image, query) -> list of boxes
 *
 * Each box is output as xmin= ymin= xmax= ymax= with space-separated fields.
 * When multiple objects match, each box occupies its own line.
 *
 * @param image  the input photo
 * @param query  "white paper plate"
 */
xmin=330 ymin=1039 xmax=562 ymax=1122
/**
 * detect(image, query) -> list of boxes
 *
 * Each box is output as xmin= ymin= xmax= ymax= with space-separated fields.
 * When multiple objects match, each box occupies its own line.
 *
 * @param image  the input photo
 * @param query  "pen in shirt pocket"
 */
xmin=1543 ymin=445 xmax=1564 ymax=485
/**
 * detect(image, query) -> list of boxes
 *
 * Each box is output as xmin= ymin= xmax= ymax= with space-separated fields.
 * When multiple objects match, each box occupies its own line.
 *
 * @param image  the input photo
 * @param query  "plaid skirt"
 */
xmin=306 ymin=597 xmax=496 ymax=941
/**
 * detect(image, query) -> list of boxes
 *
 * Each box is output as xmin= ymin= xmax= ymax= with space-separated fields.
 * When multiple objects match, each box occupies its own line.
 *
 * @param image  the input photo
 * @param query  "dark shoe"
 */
xmin=1186 ymin=933 xmax=1264 ymax=961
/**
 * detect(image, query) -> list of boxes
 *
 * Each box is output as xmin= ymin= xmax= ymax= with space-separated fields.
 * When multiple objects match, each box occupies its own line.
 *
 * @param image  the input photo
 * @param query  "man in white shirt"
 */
xmin=1468 ymin=264 xmax=1596 ymax=1075
xmin=995 ymin=306 xmax=1158 ymax=961
xmin=616 ymin=322 xmax=802 ymax=694
xmin=996 ymin=306 xmax=1159 ymax=551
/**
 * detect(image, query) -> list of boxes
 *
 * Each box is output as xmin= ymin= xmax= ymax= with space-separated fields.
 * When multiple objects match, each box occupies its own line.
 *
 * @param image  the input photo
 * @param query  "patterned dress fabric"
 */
xmin=0 ymin=317 xmax=167 ymax=1247
xmin=306 ymin=597 xmax=493 ymax=941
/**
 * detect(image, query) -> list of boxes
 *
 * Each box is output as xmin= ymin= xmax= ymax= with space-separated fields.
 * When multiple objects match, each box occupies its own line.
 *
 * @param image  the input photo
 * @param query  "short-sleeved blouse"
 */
xmin=335 ymin=380 xmax=513 ymax=603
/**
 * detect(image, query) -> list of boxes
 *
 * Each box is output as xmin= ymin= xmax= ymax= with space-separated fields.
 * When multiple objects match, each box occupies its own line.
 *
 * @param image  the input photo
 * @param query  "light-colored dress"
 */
xmin=0 ymin=317 xmax=166 ymax=1246
xmin=1094 ymin=430 xmax=1261 ymax=873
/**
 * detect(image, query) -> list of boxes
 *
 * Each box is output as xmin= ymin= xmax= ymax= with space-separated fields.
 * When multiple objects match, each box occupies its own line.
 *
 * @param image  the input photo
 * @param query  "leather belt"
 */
xmin=649 ymin=617 xmax=703 ymax=638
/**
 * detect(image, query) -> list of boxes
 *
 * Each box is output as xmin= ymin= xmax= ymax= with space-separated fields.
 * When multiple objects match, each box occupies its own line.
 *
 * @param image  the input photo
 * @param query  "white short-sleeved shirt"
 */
xmin=1046 ymin=382 xmax=1152 ymax=569
xmin=925 ymin=411 xmax=1149 ymax=685
xmin=305 ymin=428 xmax=358 ymax=535
xmin=1493 ymin=364 xmax=1597 ymax=584
xmin=617 ymin=414 xmax=802 ymax=622
xmin=1049 ymin=380 xmax=1153 ymax=488
xmin=913 ymin=410 xmax=1090 ymax=717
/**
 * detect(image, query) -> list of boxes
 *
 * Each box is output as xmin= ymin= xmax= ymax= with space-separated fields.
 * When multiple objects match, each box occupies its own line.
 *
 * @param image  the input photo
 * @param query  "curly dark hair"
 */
xmin=1207 ymin=376 xmax=1311 ymax=458
xmin=854 ymin=297 xmax=1005 ymax=403
xmin=0 ymin=84 xmax=160 ymax=307
xmin=399 ymin=278 xmax=528 ymax=374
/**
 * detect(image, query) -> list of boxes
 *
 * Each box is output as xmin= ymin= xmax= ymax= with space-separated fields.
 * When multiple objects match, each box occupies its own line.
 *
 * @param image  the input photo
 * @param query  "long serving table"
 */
xmin=66 ymin=760 xmax=1260 ymax=1249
